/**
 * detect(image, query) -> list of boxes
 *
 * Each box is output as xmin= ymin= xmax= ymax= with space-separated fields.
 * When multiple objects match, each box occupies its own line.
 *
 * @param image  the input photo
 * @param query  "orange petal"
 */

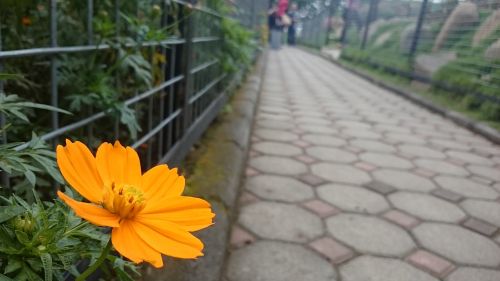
xmin=96 ymin=141 xmax=141 ymax=187
xmin=131 ymin=219 xmax=204 ymax=259
xmin=141 ymin=165 xmax=184 ymax=199
xmin=57 ymin=191 xmax=120 ymax=227
xmin=141 ymin=196 xmax=211 ymax=214
xmin=136 ymin=208 xmax=214 ymax=232
xmin=56 ymin=140 xmax=103 ymax=203
xmin=112 ymin=220 xmax=163 ymax=268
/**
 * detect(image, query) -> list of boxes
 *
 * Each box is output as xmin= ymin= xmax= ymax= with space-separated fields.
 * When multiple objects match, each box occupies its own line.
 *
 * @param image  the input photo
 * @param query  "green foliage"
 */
xmin=0 ymin=94 xmax=70 ymax=124
xmin=0 ymin=193 xmax=101 ymax=281
xmin=221 ymin=17 xmax=255 ymax=74
xmin=0 ymin=193 xmax=139 ymax=281
xmin=0 ymin=74 xmax=71 ymax=199
xmin=0 ymin=135 xmax=64 ymax=199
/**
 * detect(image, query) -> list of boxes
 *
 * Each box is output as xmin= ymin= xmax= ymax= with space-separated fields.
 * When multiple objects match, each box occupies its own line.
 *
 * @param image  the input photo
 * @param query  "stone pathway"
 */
xmin=223 ymin=48 xmax=500 ymax=281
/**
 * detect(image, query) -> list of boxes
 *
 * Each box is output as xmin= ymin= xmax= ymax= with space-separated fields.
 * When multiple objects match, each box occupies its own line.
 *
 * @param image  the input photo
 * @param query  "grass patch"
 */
xmin=339 ymin=57 xmax=500 ymax=131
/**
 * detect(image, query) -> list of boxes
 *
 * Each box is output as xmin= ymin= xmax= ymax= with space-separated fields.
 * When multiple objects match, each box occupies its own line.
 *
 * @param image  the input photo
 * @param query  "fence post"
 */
xmin=181 ymin=7 xmax=195 ymax=136
xmin=0 ymin=21 xmax=9 ymax=190
xmin=50 ymin=0 xmax=59 ymax=137
xmin=409 ymin=0 xmax=428 ymax=63
xmin=361 ymin=0 xmax=377 ymax=50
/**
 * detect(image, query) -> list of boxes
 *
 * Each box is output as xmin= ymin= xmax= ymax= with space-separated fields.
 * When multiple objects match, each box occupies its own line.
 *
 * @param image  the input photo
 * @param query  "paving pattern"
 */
xmin=223 ymin=48 xmax=500 ymax=281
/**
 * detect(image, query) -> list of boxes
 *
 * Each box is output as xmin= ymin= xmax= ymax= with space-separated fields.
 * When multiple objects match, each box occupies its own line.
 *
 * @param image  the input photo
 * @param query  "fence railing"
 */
xmin=0 ymin=0 xmax=264 ymax=189
xmin=299 ymin=0 xmax=500 ymax=112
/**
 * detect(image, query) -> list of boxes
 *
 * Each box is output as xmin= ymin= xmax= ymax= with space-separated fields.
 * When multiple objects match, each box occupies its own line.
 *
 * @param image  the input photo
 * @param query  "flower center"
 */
xmin=102 ymin=182 xmax=146 ymax=219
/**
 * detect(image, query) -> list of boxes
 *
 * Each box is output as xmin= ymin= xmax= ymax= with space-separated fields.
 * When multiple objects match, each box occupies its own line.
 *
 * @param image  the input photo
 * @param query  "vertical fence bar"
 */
xmin=182 ymin=7 xmax=195 ymax=135
xmin=339 ymin=4 xmax=349 ymax=45
xmin=114 ymin=0 xmax=120 ymax=139
xmin=157 ymin=0 xmax=168 ymax=160
xmin=146 ymin=45 xmax=154 ymax=168
xmin=361 ymin=0 xmax=377 ymax=49
xmin=50 ymin=0 xmax=59 ymax=138
xmin=0 ymin=22 xmax=10 ymax=190
xmin=87 ymin=0 xmax=94 ymax=143
xmin=409 ymin=0 xmax=429 ymax=63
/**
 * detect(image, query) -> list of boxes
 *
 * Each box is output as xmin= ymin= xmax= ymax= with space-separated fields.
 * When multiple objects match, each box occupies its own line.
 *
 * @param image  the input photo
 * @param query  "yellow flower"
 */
xmin=56 ymin=140 xmax=215 ymax=268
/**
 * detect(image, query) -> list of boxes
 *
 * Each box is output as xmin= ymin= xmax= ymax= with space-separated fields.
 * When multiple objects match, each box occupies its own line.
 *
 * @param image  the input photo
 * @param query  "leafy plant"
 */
xmin=0 ymin=135 xmax=64 ymax=200
xmin=0 ymin=74 xmax=71 ymax=199
xmin=0 ymin=192 xmax=139 ymax=281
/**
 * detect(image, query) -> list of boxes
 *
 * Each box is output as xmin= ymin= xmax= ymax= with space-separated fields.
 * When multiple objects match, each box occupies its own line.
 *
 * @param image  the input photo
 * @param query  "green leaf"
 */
xmin=14 ymin=230 xmax=31 ymax=246
xmin=24 ymin=170 xmax=36 ymax=187
xmin=0 ymin=205 xmax=24 ymax=223
xmin=0 ymin=273 xmax=16 ymax=281
xmin=4 ymin=259 xmax=22 ymax=274
xmin=115 ymin=267 xmax=135 ymax=281
xmin=39 ymin=253 xmax=52 ymax=281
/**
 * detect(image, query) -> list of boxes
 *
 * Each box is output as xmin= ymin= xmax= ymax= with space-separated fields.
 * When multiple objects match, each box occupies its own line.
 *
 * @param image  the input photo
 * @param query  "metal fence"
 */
xmin=232 ymin=0 xmax=270 ymax=31
xmin=0 ymin=0 xmax=264 ymax=188
xmin=299 ymin=0 xmax=500 ymax=109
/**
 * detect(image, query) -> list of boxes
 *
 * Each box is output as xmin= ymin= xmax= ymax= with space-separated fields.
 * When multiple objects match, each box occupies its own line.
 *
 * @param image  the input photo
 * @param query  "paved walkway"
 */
xmin=223 ymin=48 xmax=500 ymax=281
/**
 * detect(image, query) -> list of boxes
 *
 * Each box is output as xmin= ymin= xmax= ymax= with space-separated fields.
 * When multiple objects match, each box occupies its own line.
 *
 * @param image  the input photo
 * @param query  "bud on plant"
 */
xmin=152 ymin=5 xmax=161 ymax=17
xmin=11 ymin=214 xmax=36 ymax=233
xmin=98 ymin=10 xmax=109 ymax=18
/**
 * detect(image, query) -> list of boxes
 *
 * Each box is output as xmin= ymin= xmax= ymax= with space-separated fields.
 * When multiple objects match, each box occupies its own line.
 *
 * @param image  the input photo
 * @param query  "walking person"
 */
xmin=268 ymin=6 xmax=283 ymax=50
xmin=287 ymin=3 xmax=298 ymax=46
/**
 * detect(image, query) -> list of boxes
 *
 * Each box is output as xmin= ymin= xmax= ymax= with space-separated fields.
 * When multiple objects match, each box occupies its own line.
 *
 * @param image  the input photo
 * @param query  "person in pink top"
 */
xmin=277 ymin=0 xmax=289 ymax=17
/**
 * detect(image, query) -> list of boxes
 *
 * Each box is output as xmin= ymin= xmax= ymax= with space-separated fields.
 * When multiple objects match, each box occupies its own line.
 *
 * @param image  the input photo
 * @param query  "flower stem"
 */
xmin=76 ymin=238 xmax=113 ymax=281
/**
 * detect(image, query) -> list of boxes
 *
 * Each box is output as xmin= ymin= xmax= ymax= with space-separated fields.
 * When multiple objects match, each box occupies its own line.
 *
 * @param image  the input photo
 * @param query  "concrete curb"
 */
xmin=301 ymin=47 xmax=500 ymax=145
xmin=141 ymin=50 xmax=267 ymax=281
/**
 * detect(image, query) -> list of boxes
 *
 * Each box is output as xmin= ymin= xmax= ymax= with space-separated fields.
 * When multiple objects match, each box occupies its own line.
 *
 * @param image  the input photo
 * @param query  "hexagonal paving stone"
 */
xmin=389 ymin=192 xmax=465 ymax=222
xmin=415 ymin=159 xmax=470 ymax=176
xmin=326 ymin=214 xmax=415 ymax=257
xmin=312 ymin=163 xmax=371 ymax=185
xmin=435 ymin=176 xmax=498 ymax=200
xmin=252 ymin=142 xmax=302 ymax=156
xmin=295 ymin=117 xmax=332 ymax=126
xmin=301 ymin=134 xmax=346 ymax=147
xmin=372 ymin=169 xmax=436 ymax=192
xmin=254 ymin=129 xmax=299 ymax=142
xmin=306 ymin=146 xmax=358 ymax=163
xmin=250 ymin=156 xmax=308 ymax=176
xmin=259 ymin=105 xmax=290 ymax=113
xmin=447 ymin=151 xmax=495 ymax=165
xmin=461 ymin=199 xmax=500 ymax=227
xmin=398 ymin=145 xmax=446 ymax=159
xmin=257 ymin=113 xmax=292 ymax=121
xmin=317 ymin=184 xmax=390 ymax=214
xmin=446 ymin=267 xmax=500 ymax=281
xmin=429 ymin=138 xmax=470 ymax=151
xmin=467 ymin=165 xmax=500 ymax=182
xmin=374 ymin=124 xmax=412 ymax=133
xmin=245 ymin=175 xmax=314 ymax=203
xmin=336 ymin=120 xmax=372 ymax=129
xmin=386 ymin=133 xmax=427 ymax=144
xmin=342 ymin=129 xmax=382 ymax=140
xmin=239 ymin=201 xmax=323 ymax=242
xmin=473 ymin=145 xmax=500 ymax=156
xmin=340 ymin=256 xmax=438 ymax=281
xmin=413 ymin=223 xmax=500 ymax=267
xmin=360 ymin=152 xmax=413 ymax=169
xmin=226 ymin=241 xmax=337 ymax=281
xmin=256 ymin=119 xmax=295 ymax=130
xmin=350 ymin=139 xmax=396 ymax=153
xmin=297 ymin=125 xmax=337 ymax=135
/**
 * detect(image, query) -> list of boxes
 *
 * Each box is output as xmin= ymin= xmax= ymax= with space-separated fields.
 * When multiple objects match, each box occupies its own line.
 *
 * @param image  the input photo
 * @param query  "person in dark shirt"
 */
xmin=287 ymin=3 xmax=298 ymax=45
xmin=268 ymin=6 xmax=283 ymax=49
